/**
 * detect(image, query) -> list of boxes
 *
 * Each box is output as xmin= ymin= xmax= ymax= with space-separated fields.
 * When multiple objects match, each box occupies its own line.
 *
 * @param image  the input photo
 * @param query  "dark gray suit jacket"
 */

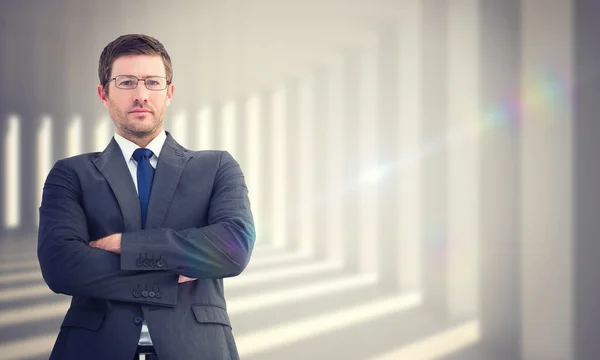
xmin=38 ymin=132 xmax=255 ymax=360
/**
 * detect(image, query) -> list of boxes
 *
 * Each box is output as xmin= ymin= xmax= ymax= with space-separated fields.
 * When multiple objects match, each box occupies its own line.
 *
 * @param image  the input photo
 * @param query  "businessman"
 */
xmin=37 ymin=34 xmax=255 ymax=360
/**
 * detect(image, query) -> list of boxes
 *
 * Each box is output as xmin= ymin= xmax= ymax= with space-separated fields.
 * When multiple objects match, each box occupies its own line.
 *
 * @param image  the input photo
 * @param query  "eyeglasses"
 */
xmin=109 ymin=75 xmax=170 ymax=91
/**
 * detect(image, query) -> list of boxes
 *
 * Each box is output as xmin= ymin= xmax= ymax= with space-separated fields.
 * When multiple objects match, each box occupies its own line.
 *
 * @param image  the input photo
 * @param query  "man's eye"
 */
xmin=120 ymin=80 xmax=133 ymax=86
xmin=147 ymin=80 xmax=159 ymax=86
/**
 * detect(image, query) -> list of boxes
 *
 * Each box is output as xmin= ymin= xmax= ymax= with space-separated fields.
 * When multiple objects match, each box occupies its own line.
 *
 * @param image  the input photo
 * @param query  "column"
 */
xmin=284 ymin=80 xmax=301 ymax=253
xmin=573 ymin=0 xmax=600 ymax=359
xmin=18 ymin=2 xmax=52 ymax=234
xmin=0 ymin=2 xmax=9 ymax=234
xmin=478 ymin=0 xmax=522 ymax=357
xmin=297 ymin=76 xmax=316 ymax=256
xmin=357 ymin=38 xmax=379 ymax=275
xmin=341 ymin=48 xmax=362 ymax=271
xmin=446 ymin=0 xmax=480 ymax=318
xmin=376 ymin=26 xmax=401 ymax=291
xmin=270 ymin=87 xmax=288 ymax=250
xmin=325 ymin=57 xmax=344 ymax=264
xmin=312 ymin=66 xmax=330 ymax=260
xmin=260 ymin=91 xmax=274 ymax=247
xmin=420 ymin=0 xmax=449 ymax=311
xmin=397 ymin=0 xmax=423 ymax=294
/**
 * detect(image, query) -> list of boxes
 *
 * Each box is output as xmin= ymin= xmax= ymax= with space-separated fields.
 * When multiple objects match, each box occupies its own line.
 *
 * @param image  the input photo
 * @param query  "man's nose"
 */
xmin=132 ymin=83 xmax=150 ymax=104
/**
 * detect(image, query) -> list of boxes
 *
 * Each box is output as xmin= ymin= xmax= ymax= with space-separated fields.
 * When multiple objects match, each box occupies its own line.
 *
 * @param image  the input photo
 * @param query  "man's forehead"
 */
xmin=111 ymin=55 xmax=165 ymax=76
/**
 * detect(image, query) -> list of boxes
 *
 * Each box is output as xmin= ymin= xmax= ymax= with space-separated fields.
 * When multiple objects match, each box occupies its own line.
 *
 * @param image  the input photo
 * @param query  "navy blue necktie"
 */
xmin=132 ymin=148 xmax=155 ymax=229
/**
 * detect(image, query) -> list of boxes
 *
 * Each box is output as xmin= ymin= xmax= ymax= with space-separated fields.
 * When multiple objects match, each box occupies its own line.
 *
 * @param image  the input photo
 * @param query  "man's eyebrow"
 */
xmin=113 ymin=74 xmax=164 ymax=78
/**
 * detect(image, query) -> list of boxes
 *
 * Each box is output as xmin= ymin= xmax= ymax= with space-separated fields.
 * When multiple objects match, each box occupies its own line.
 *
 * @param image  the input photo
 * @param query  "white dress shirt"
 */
xmin=113 ymin=130 xmax=167 ymax=346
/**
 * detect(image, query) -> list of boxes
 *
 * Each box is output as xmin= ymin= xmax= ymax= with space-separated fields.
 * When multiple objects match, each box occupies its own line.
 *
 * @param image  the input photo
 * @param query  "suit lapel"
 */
xmin=91 ymin=138 xmax=142 ymax=232
xmin=145 ymin=133 xmax=192 ymax=229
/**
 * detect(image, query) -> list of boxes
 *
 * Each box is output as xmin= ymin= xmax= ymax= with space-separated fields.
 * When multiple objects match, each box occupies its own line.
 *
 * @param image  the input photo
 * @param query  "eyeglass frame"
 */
xmin=108 ymin=75 xmax=171 ymax=91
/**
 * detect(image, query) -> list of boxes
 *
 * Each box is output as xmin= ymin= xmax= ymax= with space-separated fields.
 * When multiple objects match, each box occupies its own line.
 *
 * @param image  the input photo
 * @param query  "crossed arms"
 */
xmin=88 ymin=233 xmax=196 ymax=284
xmin=37 ymin=151 xmax=255 ymax=307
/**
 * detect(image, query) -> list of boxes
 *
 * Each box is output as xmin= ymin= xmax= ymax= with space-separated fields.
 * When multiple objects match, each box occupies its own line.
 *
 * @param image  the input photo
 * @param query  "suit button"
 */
xmin=141 ymin=290 xmax=148 ymax=298
xmin=143 ymin=259 xmax=150 ymax=267
xmin=150 ymin=259 xmax=157 ymax=268
xmin=148 ymin=291 xmax=155 ymax=298
xmin=133 ymin=289 xmax=141 ymax=298
xmin=157 ymin=259 xmax=165 ymax=268
xmin=133 ymin=316 xmax=143 ymax=326
xmin=155 ymin=291 xmax=161 ymax=299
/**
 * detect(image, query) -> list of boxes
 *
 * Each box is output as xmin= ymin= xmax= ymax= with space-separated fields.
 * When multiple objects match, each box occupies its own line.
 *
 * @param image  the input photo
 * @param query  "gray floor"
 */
xmin=0 ymin=233 xmax=501 ymax=360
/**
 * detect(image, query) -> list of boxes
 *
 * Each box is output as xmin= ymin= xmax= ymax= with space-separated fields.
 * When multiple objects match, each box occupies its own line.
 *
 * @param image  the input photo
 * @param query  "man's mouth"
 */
xmin=130 ymin=109 xmax=151 ymax=113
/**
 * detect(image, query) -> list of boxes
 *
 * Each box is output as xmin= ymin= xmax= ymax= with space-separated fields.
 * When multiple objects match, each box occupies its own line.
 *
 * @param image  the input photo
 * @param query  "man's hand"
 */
xmin=178 ymin=275 xmax=197 ymax=283
xmin=89 ymin=233 xmax=122 ymax=254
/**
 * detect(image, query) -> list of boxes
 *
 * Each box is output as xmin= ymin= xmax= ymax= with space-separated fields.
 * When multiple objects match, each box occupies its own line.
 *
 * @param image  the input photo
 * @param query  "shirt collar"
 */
xmin=113 ymin=130 xmax=167 ymax=163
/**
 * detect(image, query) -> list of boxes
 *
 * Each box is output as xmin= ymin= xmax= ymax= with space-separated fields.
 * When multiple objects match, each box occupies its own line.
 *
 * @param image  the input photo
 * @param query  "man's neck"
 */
xmin=117 ymin=128 xmax=162 ymax=148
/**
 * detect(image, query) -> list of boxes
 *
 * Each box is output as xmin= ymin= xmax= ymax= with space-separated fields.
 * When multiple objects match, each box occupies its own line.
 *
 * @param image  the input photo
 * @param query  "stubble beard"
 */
xmin=109 ymin=101 xmax=166 ymax=144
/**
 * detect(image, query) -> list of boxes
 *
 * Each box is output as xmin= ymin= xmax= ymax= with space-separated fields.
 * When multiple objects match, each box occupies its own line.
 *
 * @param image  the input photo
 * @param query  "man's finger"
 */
xmin=178 ymin=275 xmax=197 ymax=283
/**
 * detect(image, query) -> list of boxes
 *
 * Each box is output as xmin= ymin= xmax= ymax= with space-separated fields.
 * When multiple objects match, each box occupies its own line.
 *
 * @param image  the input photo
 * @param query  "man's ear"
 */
xmin=165 ymin=83 xmax=175 ymax=107
xmin=97 ymin=84 xmax=109 ymax=108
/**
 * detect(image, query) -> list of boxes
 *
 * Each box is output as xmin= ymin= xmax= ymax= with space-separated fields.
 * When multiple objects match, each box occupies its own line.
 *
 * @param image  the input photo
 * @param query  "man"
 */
xmin=37 ymin=34 xmax=255 ymax=360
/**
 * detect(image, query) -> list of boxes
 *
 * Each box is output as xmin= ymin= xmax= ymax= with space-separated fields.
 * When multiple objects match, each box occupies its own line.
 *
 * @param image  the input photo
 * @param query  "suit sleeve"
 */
xmin=120 ymin=151 xmax=256 ymax=279
xmin=37 ymin=160 xmax=179 ymax=307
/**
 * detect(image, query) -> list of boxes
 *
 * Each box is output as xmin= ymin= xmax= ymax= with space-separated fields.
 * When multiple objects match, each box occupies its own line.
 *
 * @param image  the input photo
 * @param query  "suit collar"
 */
xmin=91 ymin=137 xmax=141 ymax=232
xmin=145 ymin=132 xmax=192 ymax=229
xmin=92 ymin=131 xmax=192 ymax=231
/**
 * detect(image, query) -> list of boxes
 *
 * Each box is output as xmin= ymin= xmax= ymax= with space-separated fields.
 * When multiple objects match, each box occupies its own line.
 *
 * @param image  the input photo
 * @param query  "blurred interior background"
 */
xmin=1 ymin=0 xmax=599 ymax=359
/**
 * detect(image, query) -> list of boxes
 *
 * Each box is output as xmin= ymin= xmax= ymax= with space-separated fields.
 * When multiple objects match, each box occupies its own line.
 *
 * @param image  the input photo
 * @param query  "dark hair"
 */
xmin=98 ymin=34 xmax=173 ymax=92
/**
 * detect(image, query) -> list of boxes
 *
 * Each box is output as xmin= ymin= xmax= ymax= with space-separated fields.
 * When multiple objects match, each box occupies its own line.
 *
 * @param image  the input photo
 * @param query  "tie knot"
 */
xmin=133 ymin=148 xmax=154 ymax=162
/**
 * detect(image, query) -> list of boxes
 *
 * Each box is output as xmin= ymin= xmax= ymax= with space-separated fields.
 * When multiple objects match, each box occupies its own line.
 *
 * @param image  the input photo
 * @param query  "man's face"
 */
xmin=97 ymin=55 xmax=174 ymax=140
